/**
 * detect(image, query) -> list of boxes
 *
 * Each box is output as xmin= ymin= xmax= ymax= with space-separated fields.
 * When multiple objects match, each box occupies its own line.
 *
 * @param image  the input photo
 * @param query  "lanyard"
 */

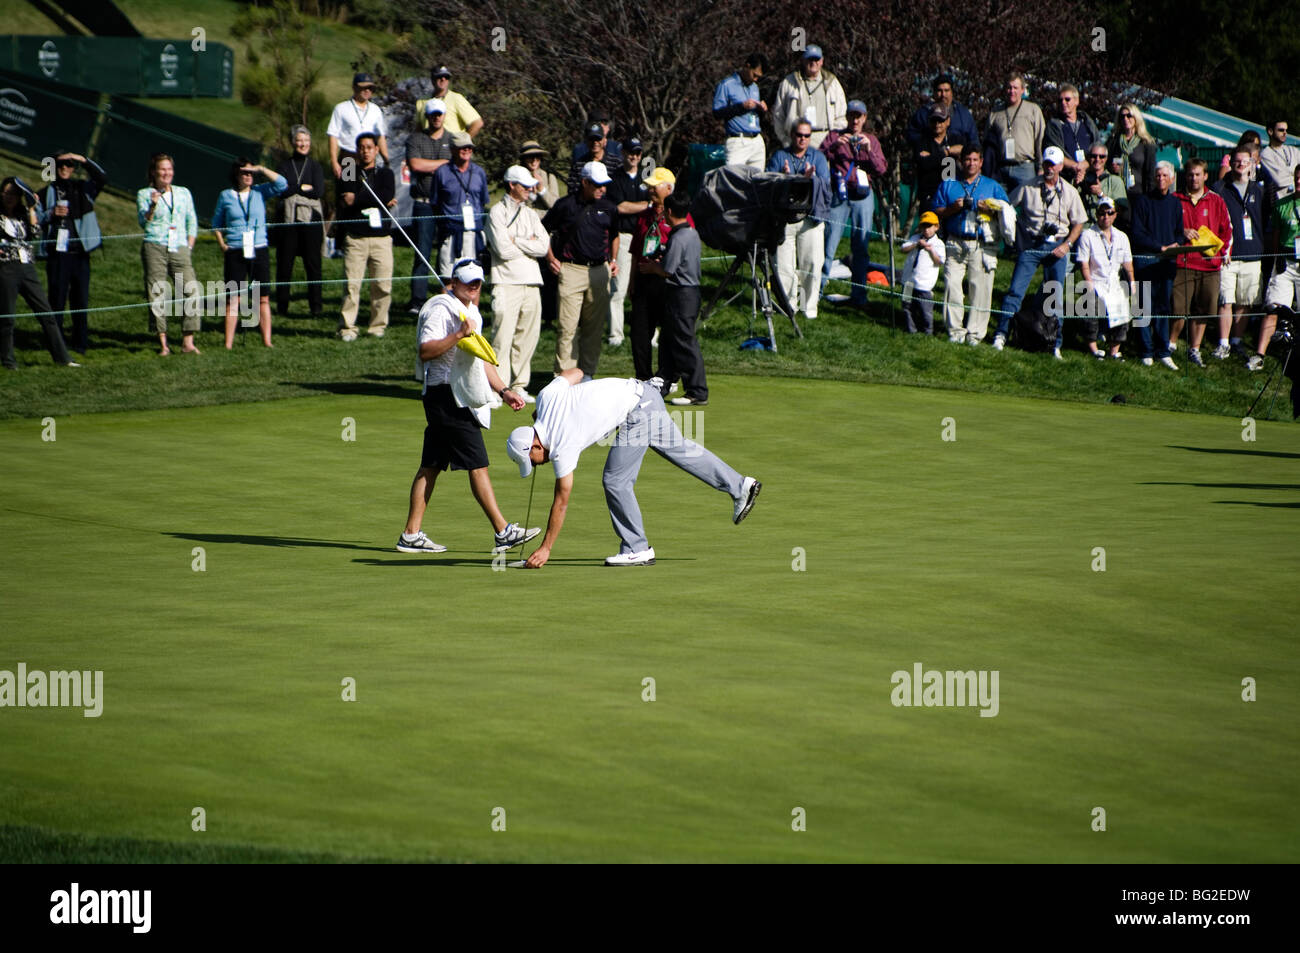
xmin=351 ymin=100 xmax=370 ymax=129
xmin=236 ymin=190 xmax=251 ymax=223
xmin=290 ymin=157 xmax=308 ymax=187
xmin=961 ymin=176 xmax=980 ymax=202
xmin=161 ymin=189 xmax=175 ymax=220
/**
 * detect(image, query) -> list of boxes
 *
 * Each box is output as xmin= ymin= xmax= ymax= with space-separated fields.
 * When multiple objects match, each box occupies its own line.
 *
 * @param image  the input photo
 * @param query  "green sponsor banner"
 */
xmin=0 ymin=37 xmax=233 ymax=97
xmin=0 ymin=70 xmax=100 ymax=161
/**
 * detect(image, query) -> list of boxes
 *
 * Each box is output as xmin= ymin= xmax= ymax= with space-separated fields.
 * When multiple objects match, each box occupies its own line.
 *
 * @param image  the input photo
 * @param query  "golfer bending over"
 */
xmin=505 ymin=369 xmax=761 ymax=567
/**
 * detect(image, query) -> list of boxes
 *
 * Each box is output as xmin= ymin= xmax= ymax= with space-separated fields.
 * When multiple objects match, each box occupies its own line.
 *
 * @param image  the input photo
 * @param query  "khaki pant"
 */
xmin=775 ymin=219 xmax=825 ymax=318
xmin=609 ymin=231 xmax=633 ymax=344
xmin=554 ymin=261 xmax=610 ymax=375
xmin=724 ymin=135 xmax=766 ymax=171
xmin=341 ymin=234 xmax=393 ymax=333
xmin=142 ymin=242 xmax=201 ymax=334
xmin=491 ymin=283 xmax=541 ymax=390
xmin=943 ymin=239 xmax=999 ymax=342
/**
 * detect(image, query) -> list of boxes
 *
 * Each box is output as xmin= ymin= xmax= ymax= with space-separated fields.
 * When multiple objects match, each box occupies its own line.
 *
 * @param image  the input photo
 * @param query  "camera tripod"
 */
xmin=1246 ymin=314 xmax=1296 ymax=420
xmin=701 ymin=241 xmax=801 ymax=352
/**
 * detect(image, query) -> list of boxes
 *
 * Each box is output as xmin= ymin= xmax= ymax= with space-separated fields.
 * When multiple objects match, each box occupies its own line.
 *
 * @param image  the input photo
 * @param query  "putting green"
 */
xmin=1 ymin=376 xmax=1296 ymax=862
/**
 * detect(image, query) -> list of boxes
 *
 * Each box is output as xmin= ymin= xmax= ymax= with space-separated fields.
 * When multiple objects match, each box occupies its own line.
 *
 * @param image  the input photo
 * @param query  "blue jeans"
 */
xmin=821 ymin=192 xmax=874 ymax=303
xmin=1135 ymin=270 xmax=1172 ymax=359
xmin=410 ymin=202 xmax=436 ymax=304
xmin=996 ymin=241 xmax=1070 ymax=345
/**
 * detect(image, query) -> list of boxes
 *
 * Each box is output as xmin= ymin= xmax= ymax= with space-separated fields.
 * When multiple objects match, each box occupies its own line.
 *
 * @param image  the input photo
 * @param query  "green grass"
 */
xmin=2 ymin=147 xmax=1291 ymax=422
xmin=1 ymin=377 xmax=1297 ymax=862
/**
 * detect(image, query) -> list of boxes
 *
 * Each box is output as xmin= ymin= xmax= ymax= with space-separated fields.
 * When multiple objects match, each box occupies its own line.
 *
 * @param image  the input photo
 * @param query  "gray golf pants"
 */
xmin=602 ymin=386 xmax=745 ymax=554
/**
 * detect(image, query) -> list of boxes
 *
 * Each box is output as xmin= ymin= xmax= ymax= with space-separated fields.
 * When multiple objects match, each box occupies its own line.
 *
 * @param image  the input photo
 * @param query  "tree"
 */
xmin=386 ymin=0 xmax=1165 ymax=185
xmin=232 ymin=0 xmax=331 ymax=154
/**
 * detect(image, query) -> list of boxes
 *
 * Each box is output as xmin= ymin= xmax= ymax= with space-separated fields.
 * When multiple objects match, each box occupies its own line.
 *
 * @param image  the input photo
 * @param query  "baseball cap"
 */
xmin=803 ymin=45 xmax=823 ymax=60
xmin=431 ymin=66 xmax=452 ymax=79
xmin=584 ymin=122 xmax=605 ymax=142
xmin=1042 ymin=146 xmax=1066 ymax=166
xmin=451 ymin=132 xmax=474 ymax=149
xmin=353 ymin=72 xmax=376 ymax=88
xmin=452 ymin=259 xmax=484 ymax=284
xmin=928 ymin=103 xmax=950 ymax=121
xmin=582 ymin=161 xmax=612 ymax=185
xmin=424 ymin=99 xmax=447 ymax=114
xmin=505 ymin=165 xmax=539 ymax=188
xmin=644 ymin=167 xmax=676 ymax=187
xmin=506 ymin=427 xmax=536 ymax=478
xmin=623 ymin=137 xmax=643 ymax=153
xmin=847 ymin=100 xmax=867 ymax=116
xmin=1096 ymin=196 xmax=1116 ymax=211
xmin=920 ymin=211 xmax=940 ymax=225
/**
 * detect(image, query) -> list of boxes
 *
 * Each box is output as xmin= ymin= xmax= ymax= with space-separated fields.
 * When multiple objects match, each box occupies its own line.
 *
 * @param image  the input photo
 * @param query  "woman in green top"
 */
xmin=137 ymin=153 xmax=200 ymax=355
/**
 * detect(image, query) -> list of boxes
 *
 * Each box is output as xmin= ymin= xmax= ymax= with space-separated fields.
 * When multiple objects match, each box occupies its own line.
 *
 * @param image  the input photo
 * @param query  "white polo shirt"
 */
xmin=417 ymin=293 xmax=480 ymax=391
xmin=1076 ymin=225 xmax=1132 ymax=292
xmin=326 ymin=99 xmax=388 ymax=153
xmin=533 ymin=377 xmax=642 ymax=479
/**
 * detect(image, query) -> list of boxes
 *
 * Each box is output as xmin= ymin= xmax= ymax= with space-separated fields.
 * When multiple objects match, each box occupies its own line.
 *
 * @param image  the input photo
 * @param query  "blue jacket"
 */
xmin=212 ymin=175 xmax=287 ymax=248
xmin=1211 ymin=178 xmax=1266 ymax=262
xmin=767 ymin=148 xmax=832 ymax=220
xmin=1129 ymin=189 xmax=1182 ymax=276
xmin=432 ymin=161 xmax=491 ymax=257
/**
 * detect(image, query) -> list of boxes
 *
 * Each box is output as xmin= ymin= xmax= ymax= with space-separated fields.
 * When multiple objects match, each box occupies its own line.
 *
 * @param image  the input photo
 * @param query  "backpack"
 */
xmin=1011 ymin=292 xmax=1060 ymax=353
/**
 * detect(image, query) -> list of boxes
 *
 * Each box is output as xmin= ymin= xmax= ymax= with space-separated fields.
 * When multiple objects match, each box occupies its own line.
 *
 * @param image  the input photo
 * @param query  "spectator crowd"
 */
xmin=4 ymin=52 xmax=1299 ymax=385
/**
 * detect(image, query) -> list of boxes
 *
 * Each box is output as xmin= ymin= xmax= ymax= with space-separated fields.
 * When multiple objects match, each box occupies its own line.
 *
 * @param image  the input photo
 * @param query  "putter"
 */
xmin=508 ymin=467 xmax=538 ymax=568
xmin=360 ymin=176 xmax=446 ymax=294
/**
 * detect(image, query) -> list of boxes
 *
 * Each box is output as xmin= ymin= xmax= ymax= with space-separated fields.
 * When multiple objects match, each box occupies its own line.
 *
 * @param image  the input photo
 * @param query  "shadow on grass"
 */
xmin=289 ymin=375 xmax=420 ymax=399
xmin=1214 ymin=500 xmax=1300 ymax=508
xmin=352 ymin=556 xmax=609 ymax=568
xmin=1140 ymin=482 xmax=1300 ymax=490
xmin=1167 ymin=445 xmax=1300 ymax=459
xmin=165 ymin=531 xmax=389 ymax=553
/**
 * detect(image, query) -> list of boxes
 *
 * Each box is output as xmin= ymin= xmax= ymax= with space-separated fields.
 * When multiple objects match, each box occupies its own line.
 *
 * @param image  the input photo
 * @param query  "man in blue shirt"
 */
xmin=768 ymin=119 xmax=832 ymax=320
xmin=932 ymin=145 xmax=1010 ymax=344
xmin=713 ymin=53 xmax=769 ymax=170
xmin=432 ymin=132 xmax=491 ymax=279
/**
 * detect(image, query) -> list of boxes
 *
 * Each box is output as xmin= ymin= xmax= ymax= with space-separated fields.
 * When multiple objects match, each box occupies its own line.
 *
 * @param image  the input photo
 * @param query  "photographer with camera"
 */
xmin=933 ymin=146 xmax=1010 ymax=345
xmin=1 ymin=176 xmax=78 ymax=369
xmin=39 ymin=151 xmax=106 ymax=355
xmin=992 ymin=147 xmax=1086 ymax=358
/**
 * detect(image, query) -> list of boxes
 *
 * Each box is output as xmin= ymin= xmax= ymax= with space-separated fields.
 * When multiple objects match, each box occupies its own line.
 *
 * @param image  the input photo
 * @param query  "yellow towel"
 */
xmin=1195 ymin=225 xmax=1224 ymax=258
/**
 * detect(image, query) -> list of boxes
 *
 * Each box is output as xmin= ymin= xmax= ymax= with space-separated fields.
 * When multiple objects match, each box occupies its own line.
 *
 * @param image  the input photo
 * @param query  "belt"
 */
xmin=565 ymin=257 xmax=605 ymax=267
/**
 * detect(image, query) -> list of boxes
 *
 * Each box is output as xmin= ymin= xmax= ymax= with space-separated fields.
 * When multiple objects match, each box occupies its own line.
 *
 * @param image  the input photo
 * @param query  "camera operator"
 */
xmin=1 ymin=176 xmax=78 ymax=369
xmin=39 ymin=151 xmax=106 ymax=355
xmin=992 ymin=146 xmax=1086 ymax=358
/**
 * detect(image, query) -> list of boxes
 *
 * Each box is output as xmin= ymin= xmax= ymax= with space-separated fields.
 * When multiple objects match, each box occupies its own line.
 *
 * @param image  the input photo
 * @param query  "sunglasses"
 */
xmin=1098 ymin=208 xmax=1116 ymax=215
xmin=793 ymin=132 xmax=811 ymax=139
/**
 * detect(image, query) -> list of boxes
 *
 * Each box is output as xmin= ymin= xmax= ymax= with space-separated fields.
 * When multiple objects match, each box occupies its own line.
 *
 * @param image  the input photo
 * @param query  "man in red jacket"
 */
xmin=1171 ymin=158 xmax=1233 ymax=366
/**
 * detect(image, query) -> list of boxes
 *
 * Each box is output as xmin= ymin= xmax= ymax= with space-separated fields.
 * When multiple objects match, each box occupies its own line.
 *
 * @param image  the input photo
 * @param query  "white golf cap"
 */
xmin=452 ymin=259 xmax=484 ymax=284
xmin=504 ymin=164 xmax=538 ymax=188
xmin=506 ymin=427 xmax=535 ymax=478
xmin=424 ymin=99 xmax=447 ymax=114
xmin=1041 ymin=146 xmax=1066 ymax=166
xmin=581 ymin=161 xmax=612 ymax=185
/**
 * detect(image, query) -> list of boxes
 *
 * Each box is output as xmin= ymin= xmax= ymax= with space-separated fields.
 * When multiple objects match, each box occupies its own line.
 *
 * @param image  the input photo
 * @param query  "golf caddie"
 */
xmin=396 ymin=259 xmax=541 ymax=555
xmin=504 ymin=371 xmax=761 ymax=567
